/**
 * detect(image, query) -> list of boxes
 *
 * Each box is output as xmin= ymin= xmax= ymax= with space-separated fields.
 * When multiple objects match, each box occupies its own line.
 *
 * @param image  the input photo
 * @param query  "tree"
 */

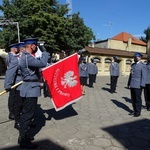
xmin=59 ymin=13 xmax=95 ymax=55
xmin=0 ymin=0 xmax=95 ymax=54
xmin=140 ymin=26 xmax=150 ymax=43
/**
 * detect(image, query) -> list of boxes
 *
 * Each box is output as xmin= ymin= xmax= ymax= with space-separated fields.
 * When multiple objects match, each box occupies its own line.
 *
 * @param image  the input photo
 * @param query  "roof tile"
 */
xmin=111 ymin=32 xmax=147 ymax=46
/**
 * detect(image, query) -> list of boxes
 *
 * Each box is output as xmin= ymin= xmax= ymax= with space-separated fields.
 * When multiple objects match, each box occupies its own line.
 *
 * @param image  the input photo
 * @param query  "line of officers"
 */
xmin=108 ymin=52 xmax=150 ymax=117
xmin=79 ymin=57 xmax=98 ymax=95
xmin=79 ymin=52 xmax=150 ymax=119
xmin=4 ymin=38 xmax=50 ymax=149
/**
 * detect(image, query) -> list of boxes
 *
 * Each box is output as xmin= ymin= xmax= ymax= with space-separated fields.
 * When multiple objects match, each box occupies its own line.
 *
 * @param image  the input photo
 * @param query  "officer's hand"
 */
xmin=5 ymin=88 xmax=11 ymax=92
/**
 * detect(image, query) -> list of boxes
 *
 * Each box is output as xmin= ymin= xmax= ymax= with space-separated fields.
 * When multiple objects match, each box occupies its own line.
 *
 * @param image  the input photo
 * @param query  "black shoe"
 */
xmin=128 ymin=112 xmax=135 ymax=115
xmin=9 ymin=113 xmax=14 ymax=120
xmin=142 ymin=105 xmax=147 ymax=109
xmin=30 ymin=122 xmax=37 ymax=128
xmin=110 ymin=90 xmax=114 ymax=94
xmin=14 ymin=122 xmax=20 ymax=130
xmin=18 ymin=135 xmax=34 ymax=144
xmin=147 ymin=108 xmax=150 ymax=111
xmin=133 ymin=113 xmax=140 ymax=117
xmin=20 ymin=141 xmax=38 ymax=149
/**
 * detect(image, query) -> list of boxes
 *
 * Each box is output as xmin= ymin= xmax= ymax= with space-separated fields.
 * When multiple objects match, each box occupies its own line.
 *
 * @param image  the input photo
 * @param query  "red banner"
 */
xmin=42 ymin=53 xmax=82 ymax=111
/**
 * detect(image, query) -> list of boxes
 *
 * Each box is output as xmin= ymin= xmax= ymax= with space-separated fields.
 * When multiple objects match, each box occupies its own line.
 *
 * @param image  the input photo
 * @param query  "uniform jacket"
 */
xmin=19 ymin=51 xmax=49 ymax=97
xmin=88 ymin=62 xmax=97 ymax=75
xmin=94 ymin=63 xmax=98 ymax=74
xmin=79 ymin=62 xmax=88 ymax=77
xmin=110 ymin=62 xmax=120 ymax=76
xmin=145 ymin=63 xmax=150 ymax=84
xmin=5 ymin=52 xmax=15 ymax=67
xmin=128 ymin=61 xmax=147 ymax=88
xmin=4 ymin=54 xmax=22 ymax=90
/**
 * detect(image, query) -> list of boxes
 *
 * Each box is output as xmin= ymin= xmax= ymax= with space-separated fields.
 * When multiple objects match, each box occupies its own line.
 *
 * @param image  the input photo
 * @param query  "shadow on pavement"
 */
xmin=43 ymin=104 xmax=78 ymax=120
xmin=30 ymin=104 xmax=78 ymax=137
xmin=111 ymin=99 xmax=133 ymax=113
xmin=102 ymin=119 xmax=150 ymax=150
xmin=124 ymin=86 xmax=130 ymax=89
xmin=0 ymin=139 xmax=68 ymax=150
xmin=101 ymin=87 xmax=111 ymax=93
xmin=0 ymin=119 xmax=12 ymax=124
xmin=122 ymin=97 xmax=132 ymax=103
xmin=106 ymin=83 xmax=110 ymax=86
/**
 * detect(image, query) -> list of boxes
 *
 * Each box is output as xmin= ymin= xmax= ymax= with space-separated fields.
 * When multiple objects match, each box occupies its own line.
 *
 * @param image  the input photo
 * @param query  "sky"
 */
xmin=59 ymin=0 xmax=150 ymax=40
xmin=0 ymin=0 xmax=149 ymax=41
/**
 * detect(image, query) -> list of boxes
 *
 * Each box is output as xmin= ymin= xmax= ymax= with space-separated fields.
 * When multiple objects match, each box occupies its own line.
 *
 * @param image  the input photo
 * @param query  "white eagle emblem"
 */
xmin=61 ymin=71 xmax=78 ymax=88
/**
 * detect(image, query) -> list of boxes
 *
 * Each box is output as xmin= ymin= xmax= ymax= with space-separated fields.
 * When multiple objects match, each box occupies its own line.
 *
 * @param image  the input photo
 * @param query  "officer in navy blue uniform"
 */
xmin=18 ymin=38 xmax=49 ymax=149
xmin=128 ymin=52 xmax=147 ymax=117
xmin=88 ymin=58 xmax=97 ymax=88
xmin=93 ymin=61 xmax=98 ymax=83
xmin=5 ymin=43 xmax=20 ymax=120
xmin=4 ymin=42 xmax=24 ymax=130
xmin=79 ymin=57 xmax=88 ymax=95
xmin=109 ymin=56 xmax=120 ymax=93
xmin=144 ymin=54 xmax=150 ymax=111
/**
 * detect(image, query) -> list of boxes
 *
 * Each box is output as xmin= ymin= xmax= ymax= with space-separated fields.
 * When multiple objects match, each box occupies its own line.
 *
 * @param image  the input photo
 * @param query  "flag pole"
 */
xmin=0 ymin=81 xmax=23 ymax=96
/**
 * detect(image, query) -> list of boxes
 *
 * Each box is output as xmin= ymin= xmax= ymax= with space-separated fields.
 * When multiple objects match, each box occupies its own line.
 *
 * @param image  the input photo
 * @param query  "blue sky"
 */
xmin=0 ymin=0 xmax=149 ymax=40
xmin=59 ymin=0 xmax=150 ymax=40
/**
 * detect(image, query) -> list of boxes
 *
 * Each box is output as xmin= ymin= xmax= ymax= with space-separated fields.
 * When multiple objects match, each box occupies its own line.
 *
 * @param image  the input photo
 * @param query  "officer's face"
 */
xmin=134 ymin=56 xmax=141 ymax=62
xmin=31 ymin=44 xmax=38 ymax=53
xmin=14 ymin=48 xmax=19 ymax=54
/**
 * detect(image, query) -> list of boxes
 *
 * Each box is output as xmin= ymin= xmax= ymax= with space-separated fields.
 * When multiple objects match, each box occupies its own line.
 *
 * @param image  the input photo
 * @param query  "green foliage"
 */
xmin=0 ymin=0 xmax=95 ymax=54
xmin=140 ymin=26 xmax=150 ymax=43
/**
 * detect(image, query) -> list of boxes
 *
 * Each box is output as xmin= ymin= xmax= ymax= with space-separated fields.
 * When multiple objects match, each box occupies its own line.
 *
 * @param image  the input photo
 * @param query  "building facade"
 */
xmin=0 ymin=49 xmax=7 ymax=75
xmin=82 ymin=32 xmax=148 ymax=76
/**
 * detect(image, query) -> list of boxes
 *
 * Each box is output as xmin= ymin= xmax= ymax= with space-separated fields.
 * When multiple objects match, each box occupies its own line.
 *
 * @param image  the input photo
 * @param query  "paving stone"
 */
xmin=1 ymin=76 xmax=150 ymax=149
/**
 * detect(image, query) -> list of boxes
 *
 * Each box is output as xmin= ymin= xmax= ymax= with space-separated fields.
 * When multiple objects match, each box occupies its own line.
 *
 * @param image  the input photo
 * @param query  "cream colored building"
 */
xmin=0 ymin=48 xmax=7 ymax=75
xmin=83 ymin=32 xmax=147 ymax=76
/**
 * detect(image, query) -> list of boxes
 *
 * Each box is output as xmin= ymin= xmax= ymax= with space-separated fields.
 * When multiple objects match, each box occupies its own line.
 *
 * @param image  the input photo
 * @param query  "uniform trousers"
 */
xmin=88 ymin=74 xmax=95 ymax=87
xmin=19 ymin=97 xmax=37 ymax=136
xmin=93 ymin=74 xmax=97 ymax=83
xmin=144 ymin=84 xmax=150 ymax=109
xmin=110 ymin=76 xmax=118 ymax=92
xmin=13 ymin=90 xmax=23 ymax=122
xmin=8 ymin=88 xmax=16 ymax=114
xmin=130 ymin=88 xmax=142 ymax=114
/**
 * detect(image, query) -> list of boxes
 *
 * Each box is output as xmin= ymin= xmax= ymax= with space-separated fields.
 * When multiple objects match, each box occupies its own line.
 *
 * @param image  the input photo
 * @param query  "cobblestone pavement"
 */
xmin=0 ymin=75 xmax=150 ymax=150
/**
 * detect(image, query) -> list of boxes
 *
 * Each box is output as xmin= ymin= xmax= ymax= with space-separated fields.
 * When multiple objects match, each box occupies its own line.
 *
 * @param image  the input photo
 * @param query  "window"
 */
xmin=126 ymin=60 xmax=132 ymax=64
xmin=105 ymin=58 xmax=111 ymax=63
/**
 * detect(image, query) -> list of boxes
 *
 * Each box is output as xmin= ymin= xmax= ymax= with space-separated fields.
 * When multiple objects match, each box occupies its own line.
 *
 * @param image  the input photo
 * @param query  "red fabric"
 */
xmin=42 ymin=53 xmax=82 ymax=111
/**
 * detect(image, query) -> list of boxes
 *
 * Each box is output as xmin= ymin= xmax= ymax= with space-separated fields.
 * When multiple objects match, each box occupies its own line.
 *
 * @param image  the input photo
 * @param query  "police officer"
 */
xmin=79 ymin=57 xmax=88 ymax=95
xmin=109 ymin=56 xmax=120 ymax=93
xmin=4 ymin=42 xmax=24 ymax=130
xmin=18 ymin=38 xmax=49 ymax=149
xmin=5 ymin=43 xmax=20 ymax=120
xmin=88 ymin=58 xmax=97 ymax=88
xmin=93 ymin=61 xmax=98 ymax=83
xmin=144 ymin=54 xmax=150 ymax=111
xmin=128 ymin=52 xmax=147 ymax=117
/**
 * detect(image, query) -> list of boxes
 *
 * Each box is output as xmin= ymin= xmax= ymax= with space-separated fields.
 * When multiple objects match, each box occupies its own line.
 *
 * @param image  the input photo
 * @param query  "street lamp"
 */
xmin=0 ymin=19 xmax=20 ymax=42
xmin=12 ymin=22 xmax=20 ymax=43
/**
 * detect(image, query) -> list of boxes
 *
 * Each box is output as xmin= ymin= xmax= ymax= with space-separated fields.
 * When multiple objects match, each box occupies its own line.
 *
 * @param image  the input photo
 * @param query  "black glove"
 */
xmin=43 ymin=51 xmax=51 ymax=59
xmin=5 ymin=88 xmax=11 ymax=92
xmin=127 ymin=86 xmax=130 ymax=89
